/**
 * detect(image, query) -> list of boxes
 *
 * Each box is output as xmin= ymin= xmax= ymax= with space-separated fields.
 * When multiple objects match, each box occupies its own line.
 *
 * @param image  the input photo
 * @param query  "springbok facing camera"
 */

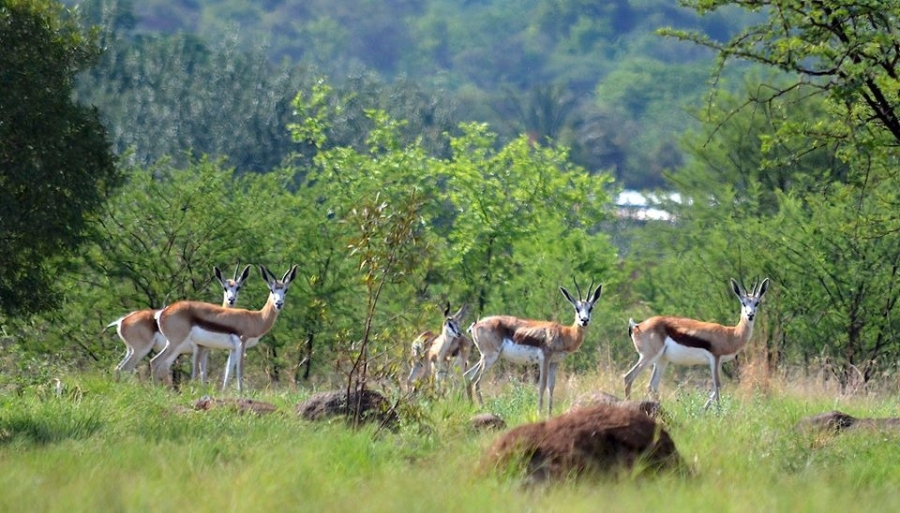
xmin=465 ymin=280 xmax=603 ymax=415
xmin=192 ymin=265 xmax=252 ymax=383
xmin=151 ymin=265 xmax=297 ymax=393
xmin=623 ymin=278 xmax=770 ymax=410
xmin=407 ymin=303 xmax=469 ymax=390
xmin=108 ymin=264 xmax=251 ymax=380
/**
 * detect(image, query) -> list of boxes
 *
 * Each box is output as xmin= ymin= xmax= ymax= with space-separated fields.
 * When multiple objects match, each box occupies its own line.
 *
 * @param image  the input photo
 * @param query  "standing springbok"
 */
xmin=465 ymin=280 xmax=603 ymax=415
xmin=623 ymin=278 xmax=770 ymax=410
xmin=151 ymin=265 xmax=297 ymax=393
xmin=406 ymin=303 xmax=470 ymax=390
xmin=109 ymin=264 xmax=251 ymax=380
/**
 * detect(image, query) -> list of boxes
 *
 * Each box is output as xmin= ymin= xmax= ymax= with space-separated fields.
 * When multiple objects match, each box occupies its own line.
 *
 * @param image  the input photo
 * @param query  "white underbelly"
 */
xmin=500 ymin=339 xmax=542 ymax=365
xmin=188 ymin=327 xmax=240 ymax=350
xmin=662 ymin=338 xmax=712 ymax=366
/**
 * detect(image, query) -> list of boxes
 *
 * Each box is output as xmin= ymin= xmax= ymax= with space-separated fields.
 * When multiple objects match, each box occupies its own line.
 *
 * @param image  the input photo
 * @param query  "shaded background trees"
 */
xmin=0 ymin=0 xmax=120 ymax=317
xmin=67 ymin=0 xmax=749 ymax=188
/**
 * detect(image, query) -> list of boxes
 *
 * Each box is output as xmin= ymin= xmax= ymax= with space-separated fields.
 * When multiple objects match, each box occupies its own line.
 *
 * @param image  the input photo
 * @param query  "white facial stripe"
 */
xmin=445 ymin=319 xmax=462 ymax=338
xmin=223 ymin=280 xmax=241 ymax=305
xmin=271 ymin=285 xmax=288 ymax=309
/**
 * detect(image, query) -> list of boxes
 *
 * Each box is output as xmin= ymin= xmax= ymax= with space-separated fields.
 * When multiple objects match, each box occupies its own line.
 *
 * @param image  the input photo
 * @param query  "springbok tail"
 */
xmin=104 ymin=317 xmax=125 ymax=331
xmin=627 ymin=318 xmax=639 ymax=338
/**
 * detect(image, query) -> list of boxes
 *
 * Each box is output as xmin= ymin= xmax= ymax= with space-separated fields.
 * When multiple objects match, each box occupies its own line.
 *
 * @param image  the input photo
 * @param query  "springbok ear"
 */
xmin=214 ymin=266 xmax=226 ymax=285
xmin=237 ymin=264 xmax=252 ymax=284
xmin=259 ymin=265 xmax=272 ymax=283
xmin=454 ymin=303 xmax=468 ymax=321
xmin=590 ymin=284 xmax=602 ymax=304
xmin=731 ymin=278 xmax=743 ymax=297
xmin=282 ymin=265 xmax=298 ymax=286
xmin=559 ymin=286 xmax=577 ymax=305
xmin=757 ymin=278 xmax=770 ymax=298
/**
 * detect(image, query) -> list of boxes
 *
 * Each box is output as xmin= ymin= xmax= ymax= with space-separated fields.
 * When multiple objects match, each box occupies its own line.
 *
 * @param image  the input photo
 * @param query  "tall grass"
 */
xmin=2 ymin=370 xmax=900 ymax=512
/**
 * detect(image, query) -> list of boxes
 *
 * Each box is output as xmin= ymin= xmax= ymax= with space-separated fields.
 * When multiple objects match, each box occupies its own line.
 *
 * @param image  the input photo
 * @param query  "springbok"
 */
xmin=465 ymin=280 xmax=603 ymax=415
xmin=193 ymin=265 xmax=252 ymax=383
xmin=406 ymin=303 xmax=469 ymax=390
xmin=150 ymin=265 xmax=297 ymax=393
xmin=623 ymin=278 xmax=770 ymax=410
xmin=109 ymin=264 xmax=251 ymax=380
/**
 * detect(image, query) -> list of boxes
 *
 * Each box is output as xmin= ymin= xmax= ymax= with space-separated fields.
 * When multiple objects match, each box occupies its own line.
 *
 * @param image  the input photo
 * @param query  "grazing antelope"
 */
xmin=151 ymin=265 xmax=297 ymax=393
xmin=623 ymin=278 xmax=770 ymax=410
xmin=465 ymin=280 xmax=603 ymax=415
xmin=109 ymin=264 xmax=251 ymax=380
xmin=406 ymin=303 xmax=470 ymax=390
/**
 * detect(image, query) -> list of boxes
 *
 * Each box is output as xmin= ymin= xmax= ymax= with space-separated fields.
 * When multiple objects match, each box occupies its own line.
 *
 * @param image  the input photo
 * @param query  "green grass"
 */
xmin=2 ymin=371 xmax=900 ymax=512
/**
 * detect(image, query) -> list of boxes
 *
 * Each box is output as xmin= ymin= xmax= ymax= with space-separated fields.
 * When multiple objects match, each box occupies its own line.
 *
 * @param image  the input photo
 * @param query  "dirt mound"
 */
xmin=795 ymin=410 xmax=900 ymax=433
xmin=470 ymin=413 xmax=506 ymax=431
xmin=485 ymin=402 xmax=684 ymax=484
xmin=297 ymin=389 xmax=398 ymax=429
xmin=192 ymin=396 xmax=279 ymax=415
xmin=568 ymin=391 xmax=664 ymax=420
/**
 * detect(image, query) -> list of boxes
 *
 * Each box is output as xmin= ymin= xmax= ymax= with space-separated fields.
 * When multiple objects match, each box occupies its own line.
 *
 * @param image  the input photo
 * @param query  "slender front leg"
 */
xmin=704 ymin=355 xmax=722 ymax=411
xmin=200 ymin=348 xmax=210 ymax=384
xmin=221 ymin=335 xmax=243 ymax=392
xmin=537 ymin=353 xmax=550 ymax=415
xmin=222 ymin=349 xmax=235 ymax=391
xmin=236 ymin=337 xmax=247 ymax=394
xmin=192 ymin=345 xmax=210 ymax=384
xmin=547 ymin=361 xmax=559 ymax=415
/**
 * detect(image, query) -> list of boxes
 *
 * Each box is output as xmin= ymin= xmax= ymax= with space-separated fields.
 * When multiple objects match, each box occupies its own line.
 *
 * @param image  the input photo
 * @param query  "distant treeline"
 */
xmin=70 ymin=0 xmax=755 ymax=188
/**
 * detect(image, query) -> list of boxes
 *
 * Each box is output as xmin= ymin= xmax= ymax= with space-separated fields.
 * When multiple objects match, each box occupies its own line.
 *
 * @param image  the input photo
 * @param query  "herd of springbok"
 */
xmin=108 ymin=266 xmax=769 ymax=414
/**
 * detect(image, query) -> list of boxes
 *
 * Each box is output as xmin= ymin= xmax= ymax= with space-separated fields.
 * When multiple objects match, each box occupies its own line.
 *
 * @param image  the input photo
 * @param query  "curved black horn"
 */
xmin=587 ymin=278 xmax=595 ymax=300
xmin=573 ymin=277 xmax=583 ymax=301
xmin=233 ymin=263 xmax=240 ymax=280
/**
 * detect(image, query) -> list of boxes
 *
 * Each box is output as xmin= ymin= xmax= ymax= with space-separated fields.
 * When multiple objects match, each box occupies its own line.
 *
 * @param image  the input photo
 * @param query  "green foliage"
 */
xmin=664 ymin=0 xmax=900 ymax=146
xmin=75 ymin=30 xmax=304 ymax=172
xmin=0 ymin=0 xmax=121 ymax=317
xmin=630 ymin=0 xmax=900 ymax=381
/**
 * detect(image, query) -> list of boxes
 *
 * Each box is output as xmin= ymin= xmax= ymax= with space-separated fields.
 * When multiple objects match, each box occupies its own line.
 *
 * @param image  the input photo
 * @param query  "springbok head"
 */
xmin=731 ymin=277 xmax=770 ymax=322
xmin=559 ymin=278 xmax=603 ymax=327
xmin=442 ymin=302 xmax=465 ymax=340
xmin=215 ymin=264 xmax=252 ymax=307
xmin=260 ymin=265 xmax=298 ymax=311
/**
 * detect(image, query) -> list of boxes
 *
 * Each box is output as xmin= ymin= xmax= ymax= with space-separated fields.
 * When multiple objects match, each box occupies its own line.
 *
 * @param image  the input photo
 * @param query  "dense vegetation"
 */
xmin=66 ymin=0 xmax=757 ymax=188
xmin=1 ymin=0 xmax=120 ymax=316
xmin=4 ymin=0 xmax=900 ymax=399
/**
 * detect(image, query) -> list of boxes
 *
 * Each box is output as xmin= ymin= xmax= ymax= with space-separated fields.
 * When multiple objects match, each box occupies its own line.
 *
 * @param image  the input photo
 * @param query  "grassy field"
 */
xmin=2 ymin=369 xmax=900 ymax=512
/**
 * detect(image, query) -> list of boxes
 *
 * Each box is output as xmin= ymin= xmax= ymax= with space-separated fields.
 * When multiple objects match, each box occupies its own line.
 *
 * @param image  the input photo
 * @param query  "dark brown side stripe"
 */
xmin=511 ymin=329 xmax=545 ymax=348
xmin=664 ymin=326 xmax=713 ymax=352
xmin=190 ymin=314 xmax=239 ymax=336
